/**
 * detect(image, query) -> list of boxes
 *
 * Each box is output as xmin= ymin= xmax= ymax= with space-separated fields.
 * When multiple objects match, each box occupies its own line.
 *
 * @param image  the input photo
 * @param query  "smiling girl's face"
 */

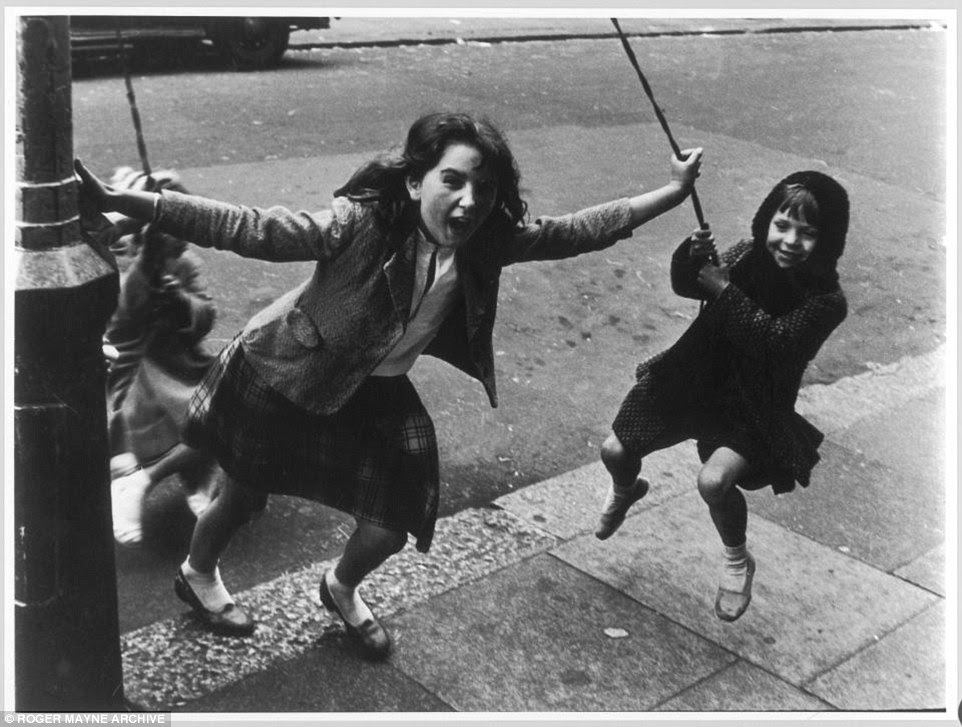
xmin=406 ymin=142 xmax=498 ymax=250
xmin=765 ymin=209 xmax=818 ymax=269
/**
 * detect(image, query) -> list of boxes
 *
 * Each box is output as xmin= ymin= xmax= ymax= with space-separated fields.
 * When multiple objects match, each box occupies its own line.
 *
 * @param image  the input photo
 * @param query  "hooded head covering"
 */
xmin=749 ymin=170 xmax=849 ymax=286
xmin=726 ymin=171 xmax=848 ymax=316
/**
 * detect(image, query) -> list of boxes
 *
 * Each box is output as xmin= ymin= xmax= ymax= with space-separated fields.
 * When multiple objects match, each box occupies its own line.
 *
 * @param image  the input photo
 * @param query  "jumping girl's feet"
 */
xmin=714 ymin=545 xmax=755 ymax=622
xmin=319 ymin=569 xmax=392 ymax=660
xmin=174 ymin=560 xmax=255 ymax=637
xmin=110 ymin=464 xmax=151 ymax=548
xmin=595 ymin=477 xmax=650 ymax=540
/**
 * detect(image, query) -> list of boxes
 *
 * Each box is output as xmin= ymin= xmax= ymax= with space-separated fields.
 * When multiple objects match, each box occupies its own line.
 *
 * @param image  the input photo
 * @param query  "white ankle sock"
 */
xmin=110 ymin=453 xmax=140 ymax=479
xmin=720 ymin=543 xmax=751 ymax=592
xmin=182 ymin=558 xmax=233 ymax=612
xmin=326 ymin=570 xmax=374 ymax=627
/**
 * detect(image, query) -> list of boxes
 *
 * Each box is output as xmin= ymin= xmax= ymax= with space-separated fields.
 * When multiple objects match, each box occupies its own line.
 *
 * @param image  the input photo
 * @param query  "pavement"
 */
xmin=104 ymin=16 xmax=952 ymax=723
xmin=118 ymin=344 xmax=952 ymax=720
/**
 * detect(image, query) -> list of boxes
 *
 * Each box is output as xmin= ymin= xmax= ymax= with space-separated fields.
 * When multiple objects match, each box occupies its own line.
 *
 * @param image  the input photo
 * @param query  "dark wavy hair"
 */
xmin=334 ymin=111 xmax=528 ymax=237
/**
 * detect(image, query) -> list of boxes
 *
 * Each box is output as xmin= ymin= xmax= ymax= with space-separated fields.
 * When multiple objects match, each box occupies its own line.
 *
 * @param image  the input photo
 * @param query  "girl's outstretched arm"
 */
xmin=75 ymin=159 xmax=158 ymax=222
xmin=77 ymin=158 xmax=353 ymax=264
xmin=499 ymin=148 xmax=705 ymax=266
xmin=627 ymin=148 xmax=703 ymax=227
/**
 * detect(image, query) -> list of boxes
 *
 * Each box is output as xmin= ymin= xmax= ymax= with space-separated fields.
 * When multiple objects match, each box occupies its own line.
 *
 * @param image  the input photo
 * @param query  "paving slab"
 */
xmin=657 ymin=660 xmax=832 ymax=712
xmin=831 ymin=387 xmax=945 ymax=489
xmin=894 ymin=543 xmax=946 ymax=597
xmin=794 ymin=346 xmax=944 ymax=437
xmin=182 ymin=638 xmax=454 ymax=713
xmin=806 ymin=600 xmax=946 ymax=710
xmin=552 ymin=491 xmax=939 ymax=689
xmin=746 ymin=440 xmax=943 ymax=574
xmin=387 ymin=553 xmax=736 ymax=712
xmin=122 ymin=508 xmax=557 ymax=710
xmin=493 ymin=444 xmax=702 ymax=540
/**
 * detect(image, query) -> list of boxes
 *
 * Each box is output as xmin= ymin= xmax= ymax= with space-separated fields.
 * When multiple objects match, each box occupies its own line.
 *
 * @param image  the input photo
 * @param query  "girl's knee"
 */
xmin=601 ymin=433 xmax=636 ymax=472
xmin=382 ymin=530 xmax=408 ymax=556
xmin=697 ymin=466 xmax=731 ymax=506
xmin=359 ymin=522 xmax=407 ymax=556
xmin=221 ymin=479 xmax=268 ymax=521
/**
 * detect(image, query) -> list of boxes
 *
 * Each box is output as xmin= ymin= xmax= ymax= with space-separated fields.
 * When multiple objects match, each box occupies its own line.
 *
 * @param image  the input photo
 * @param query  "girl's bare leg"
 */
xmin=334 ymin=520 xmax=408 ymax=589
xmin=321 ymin=520 xmax=406 ymax=659
xmin=143 ymin=442 xmax=206 ymax=483
xmin=596 ymin=432 xmax=651 ymax=540
xmin=174 ymin=476 xmax=265 ymax=635
xmin=697 ymin=447 xmax=755 ymax=621
xmin=326 ymin=520 xmax=406 ymax=624
xmin=186 ymin=476 xmax=265 ymax=574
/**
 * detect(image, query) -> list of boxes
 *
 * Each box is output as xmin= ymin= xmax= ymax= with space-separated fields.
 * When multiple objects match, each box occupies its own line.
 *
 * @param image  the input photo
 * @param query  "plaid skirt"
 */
xmin=184 ymin=337 xmax=440 ymax=552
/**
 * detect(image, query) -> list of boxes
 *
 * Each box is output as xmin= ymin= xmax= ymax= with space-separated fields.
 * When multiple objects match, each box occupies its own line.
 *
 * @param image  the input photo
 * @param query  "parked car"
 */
xmin=69 ymin=15 xmax=331 ymax=68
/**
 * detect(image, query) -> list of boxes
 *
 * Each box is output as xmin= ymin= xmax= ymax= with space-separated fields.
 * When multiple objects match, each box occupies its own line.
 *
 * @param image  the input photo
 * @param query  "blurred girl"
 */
xmin=103 ymin=169 xmax=221 ymax=548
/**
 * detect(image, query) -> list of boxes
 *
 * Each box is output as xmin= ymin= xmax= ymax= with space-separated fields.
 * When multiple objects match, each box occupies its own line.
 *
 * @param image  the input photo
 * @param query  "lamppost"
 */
xmin=14 ymin=15 xmax=125 ymax=710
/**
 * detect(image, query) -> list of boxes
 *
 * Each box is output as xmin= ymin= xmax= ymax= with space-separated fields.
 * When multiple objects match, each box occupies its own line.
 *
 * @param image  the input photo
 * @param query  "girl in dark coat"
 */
xmin=596 ymin=171 xmax=849 ymax=622
xmin=103 ymin=169 xmax=221 ymax=548
xmin=76 ymin=111 xmax=704 ymax=657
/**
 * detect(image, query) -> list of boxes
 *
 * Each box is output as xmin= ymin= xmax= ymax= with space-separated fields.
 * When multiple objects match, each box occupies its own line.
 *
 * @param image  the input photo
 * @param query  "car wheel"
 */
xmin=211 ymin=18 xmax=290 ymax=69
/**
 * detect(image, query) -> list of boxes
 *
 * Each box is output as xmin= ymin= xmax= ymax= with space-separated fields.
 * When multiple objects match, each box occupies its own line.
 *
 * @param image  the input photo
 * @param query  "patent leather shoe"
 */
xmin=174 ymin=569 xmax=256 ymax=637
xmin=714 ymin=553 xmax=756 ymax=622
xmin=319 ymin=571 xmax=392 ymax=660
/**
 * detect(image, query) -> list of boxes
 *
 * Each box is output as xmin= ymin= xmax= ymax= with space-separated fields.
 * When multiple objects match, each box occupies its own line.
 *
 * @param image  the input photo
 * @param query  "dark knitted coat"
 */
xmin=613 ymin=171 xmax=849 ymax=493
xmin=105 ymin=247 xmax=216 ymax=462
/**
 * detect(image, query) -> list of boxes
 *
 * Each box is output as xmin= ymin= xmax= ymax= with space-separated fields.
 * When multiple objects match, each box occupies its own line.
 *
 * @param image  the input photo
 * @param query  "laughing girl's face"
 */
xmin=766 ymin=209 xmax=818 ymax=269
xmin=406 ymin=142 xmax=498 ymax=249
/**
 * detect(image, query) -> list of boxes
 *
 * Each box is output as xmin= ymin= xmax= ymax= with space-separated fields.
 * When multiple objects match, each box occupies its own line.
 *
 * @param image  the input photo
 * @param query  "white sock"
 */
xmin=185 ymin=490 xmax=213 ymax=517
xmin=111 ymin=468 xmax=152 ymax=546
xmin=720 ymin=542 xmax=751 ymax=592
xmin=110 ymin=453 xmax=140 ymax=479
xmin=326 ymin=570 xmax=374 ymax=627
xmin=182 ymin=558 xmax=233 ymax=612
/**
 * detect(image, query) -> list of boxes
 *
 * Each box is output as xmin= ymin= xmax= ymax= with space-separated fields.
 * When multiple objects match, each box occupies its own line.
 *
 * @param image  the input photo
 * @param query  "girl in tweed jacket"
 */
xmin=596 ymin=171 xmax=849 ymax=623
xmin=76 ymin=111 xmax=703 ymax=657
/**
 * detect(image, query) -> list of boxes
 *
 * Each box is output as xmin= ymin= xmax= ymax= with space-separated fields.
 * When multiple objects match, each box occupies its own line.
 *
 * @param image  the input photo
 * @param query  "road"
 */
xmin=68 ymin=17 xmax=948 ymax=633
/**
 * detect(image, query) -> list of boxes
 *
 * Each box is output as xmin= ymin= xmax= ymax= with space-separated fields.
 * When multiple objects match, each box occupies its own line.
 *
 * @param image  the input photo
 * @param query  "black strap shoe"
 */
xmin=174 ymin=569 xmax=256 ymax=637
xmin=319 ymin=571 xmax=392 ymax=660
xmin=714 ymin=553 xmax=756 ymax=622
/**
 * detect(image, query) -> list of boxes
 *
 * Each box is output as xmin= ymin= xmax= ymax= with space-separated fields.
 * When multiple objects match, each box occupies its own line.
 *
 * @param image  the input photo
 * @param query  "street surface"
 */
xmin=68 ymin=17 xmax=948 ymax=635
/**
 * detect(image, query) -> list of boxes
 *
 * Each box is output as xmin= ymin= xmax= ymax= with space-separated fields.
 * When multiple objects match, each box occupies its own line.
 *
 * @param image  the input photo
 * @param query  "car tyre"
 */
xmin=211 ymin=18 xmax=290 ymax=69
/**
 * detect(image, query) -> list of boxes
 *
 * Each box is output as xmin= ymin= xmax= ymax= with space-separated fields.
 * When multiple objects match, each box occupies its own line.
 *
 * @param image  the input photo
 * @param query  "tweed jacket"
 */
xmin=155 ymin=190 xmax=635 ymax=415
xmin=633 ymin=237 xmax=847 ymax=491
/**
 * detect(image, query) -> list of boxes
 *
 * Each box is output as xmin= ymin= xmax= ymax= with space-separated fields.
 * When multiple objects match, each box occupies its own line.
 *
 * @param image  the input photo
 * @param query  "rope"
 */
xmin=114 ymin=25 xmax=168 ymax=286
xmin=611 ymin=18 xmax=707 ymax=231
xmin=115 ymin=26 xmax=153 ymax=182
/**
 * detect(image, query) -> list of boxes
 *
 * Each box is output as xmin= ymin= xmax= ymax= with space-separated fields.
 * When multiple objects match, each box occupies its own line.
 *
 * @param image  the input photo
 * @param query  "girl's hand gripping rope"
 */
xmin=689 ymin=225 xmax=718 ymax=264
xmin=670 ymin=148 xmax=704 ymax=196
xmin=688 ymin=225 xmax=727 ymax=298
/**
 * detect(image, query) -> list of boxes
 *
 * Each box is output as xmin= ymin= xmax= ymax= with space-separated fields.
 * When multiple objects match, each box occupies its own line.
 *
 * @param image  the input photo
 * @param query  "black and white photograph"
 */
xmin=6 ymin=5 xmax=957 ymax=723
